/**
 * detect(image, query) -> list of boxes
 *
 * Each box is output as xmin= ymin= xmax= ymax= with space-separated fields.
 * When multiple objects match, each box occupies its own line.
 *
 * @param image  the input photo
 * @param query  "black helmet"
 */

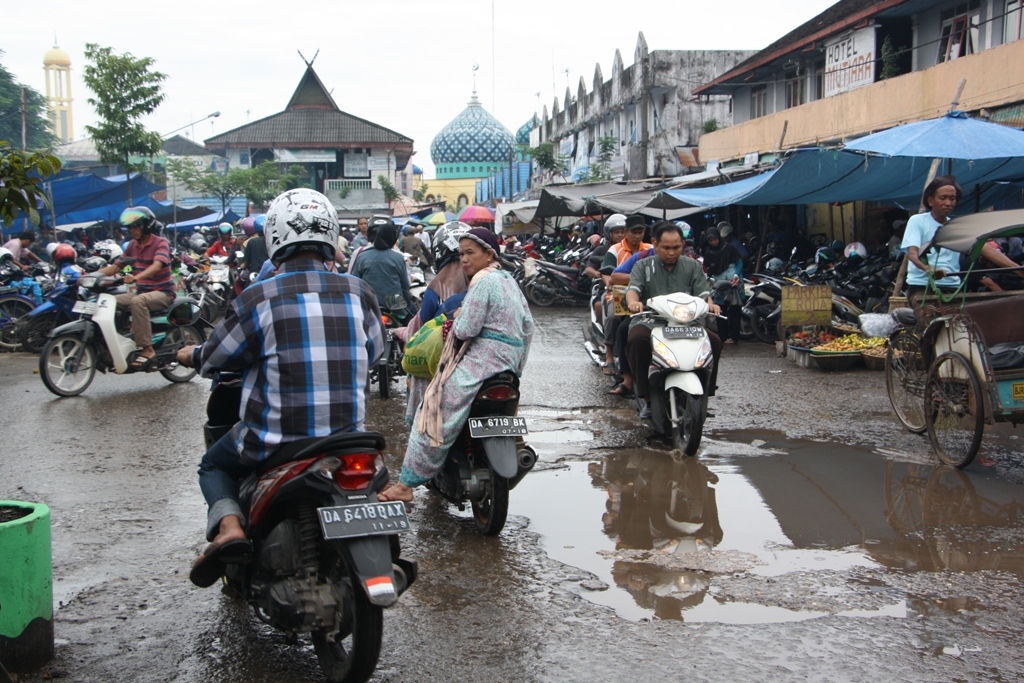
xmin=188 ymin=234 xmax=208 ymax=253
xmin=82 ymin=256 xmax=107 ymax=272
xmin=120 ymin=206 xmax=161 ymax=236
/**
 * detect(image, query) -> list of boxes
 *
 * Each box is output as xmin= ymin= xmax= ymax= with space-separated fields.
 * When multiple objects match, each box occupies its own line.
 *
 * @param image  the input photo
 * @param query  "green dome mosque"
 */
xmin=430 ymin=92 xmax=516 ymax=180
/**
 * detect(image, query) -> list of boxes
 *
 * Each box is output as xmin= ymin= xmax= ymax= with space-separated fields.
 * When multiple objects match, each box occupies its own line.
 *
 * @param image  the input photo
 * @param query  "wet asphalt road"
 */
xmin=3 ymin=305 xmax=1024 ymax=682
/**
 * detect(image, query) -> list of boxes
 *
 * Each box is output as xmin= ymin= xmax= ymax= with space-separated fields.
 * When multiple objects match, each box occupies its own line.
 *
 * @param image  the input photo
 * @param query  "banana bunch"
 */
xmin=815 ymin=334 xmax=888 ymax=351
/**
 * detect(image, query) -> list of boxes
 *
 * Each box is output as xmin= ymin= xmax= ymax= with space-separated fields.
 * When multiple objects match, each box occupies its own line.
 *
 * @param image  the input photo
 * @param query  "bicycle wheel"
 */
xmin=925 ymin=352 xmax=985 ymax=469
xmin=0 ymin=296 xmax=34 ymax=349
xmin=886 ymin=332 xmax=927 ymax=433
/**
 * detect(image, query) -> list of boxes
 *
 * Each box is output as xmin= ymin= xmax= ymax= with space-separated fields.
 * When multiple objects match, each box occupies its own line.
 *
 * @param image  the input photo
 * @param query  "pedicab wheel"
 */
xmin=924 ymin=352 xmax=985 ymax=469
xmin=0 ymin=295 xmax=33 ymax=349
xmin=160 ymin=325 xmax=202 ymax=383
xmin=472 ymin=470 xmax=508 ymax=536
xmin=886 ymin=331 xmax=927 ymax=433
xmin=923 ymin=466 xmax=978 ymax=527
xmin=311 ymin=542 xmax=383 ymax=683
xmin=39 ymin=334 xmax=96 ymax=396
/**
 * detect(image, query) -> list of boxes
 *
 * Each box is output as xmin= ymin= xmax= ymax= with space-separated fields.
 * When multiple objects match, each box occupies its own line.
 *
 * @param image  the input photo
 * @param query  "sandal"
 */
xmin=608 ymin=383 xmax=633 ymax=397
xmin=601 ymin=362 xmax=617 ymax=376
xmin=130 ymin=354 xmax=156 ymax=371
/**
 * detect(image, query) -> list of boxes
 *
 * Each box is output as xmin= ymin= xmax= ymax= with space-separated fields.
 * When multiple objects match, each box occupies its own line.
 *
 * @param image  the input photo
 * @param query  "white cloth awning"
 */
xmin=54 ymin=220 xmax=101 ymax=233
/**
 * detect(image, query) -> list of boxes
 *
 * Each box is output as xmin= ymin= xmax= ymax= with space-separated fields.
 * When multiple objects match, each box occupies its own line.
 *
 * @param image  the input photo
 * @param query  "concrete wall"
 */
xmin=699 ymin=37 xmax=1024 ymax=163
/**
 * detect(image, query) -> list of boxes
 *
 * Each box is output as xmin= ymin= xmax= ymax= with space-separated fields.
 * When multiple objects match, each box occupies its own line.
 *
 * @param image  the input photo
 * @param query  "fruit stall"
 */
xmin=783 ymin=330 xmax=888 ymax=371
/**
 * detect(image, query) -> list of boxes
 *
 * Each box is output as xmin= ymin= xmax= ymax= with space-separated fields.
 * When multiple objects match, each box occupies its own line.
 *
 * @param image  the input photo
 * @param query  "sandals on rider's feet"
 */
xmin=608 ymin=382 xmax=633 ymax=397
xmin=130 ymin=355 xmax=156 ymax=371
xmin=601 ymin=362 xmax=617 ymax=376
xmin=189 ymin=538 xmax=251 ymax=588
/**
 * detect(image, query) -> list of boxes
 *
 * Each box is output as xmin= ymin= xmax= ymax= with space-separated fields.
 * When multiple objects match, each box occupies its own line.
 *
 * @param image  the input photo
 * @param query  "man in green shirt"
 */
xmin=625 ymin=222 xmax=722 ymax=419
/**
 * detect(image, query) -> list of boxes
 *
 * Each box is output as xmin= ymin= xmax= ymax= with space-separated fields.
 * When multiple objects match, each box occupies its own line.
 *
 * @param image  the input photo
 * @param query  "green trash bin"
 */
xmin=0 ymin=501 xmax=53 ymax=674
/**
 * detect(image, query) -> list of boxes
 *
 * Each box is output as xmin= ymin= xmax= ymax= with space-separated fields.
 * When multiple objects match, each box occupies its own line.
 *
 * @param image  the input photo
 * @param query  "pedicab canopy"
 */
xmin=921 ymin=209 xmax=1024 ymax=259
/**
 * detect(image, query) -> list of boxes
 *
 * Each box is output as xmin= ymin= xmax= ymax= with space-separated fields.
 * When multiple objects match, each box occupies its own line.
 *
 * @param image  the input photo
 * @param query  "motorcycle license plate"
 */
xmin=468 ymin=416 xmax=528 ymax=438
xmin=72 ymin=301 xmax=97 ymax=315
xmin=663 ymin=326 xmax=703 ymax=339
xmin=317 ymin=502 xmax=411 ymax=540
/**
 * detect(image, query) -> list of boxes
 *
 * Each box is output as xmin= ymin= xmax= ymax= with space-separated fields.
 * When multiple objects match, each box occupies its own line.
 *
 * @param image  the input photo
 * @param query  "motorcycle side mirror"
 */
xmin=384 ymin=294 xmax=407 ymax=310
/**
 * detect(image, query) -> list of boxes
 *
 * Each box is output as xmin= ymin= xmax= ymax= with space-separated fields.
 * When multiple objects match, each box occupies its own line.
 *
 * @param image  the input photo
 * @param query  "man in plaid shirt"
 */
xmin=178 ymin=189 xmax=385 ymax=587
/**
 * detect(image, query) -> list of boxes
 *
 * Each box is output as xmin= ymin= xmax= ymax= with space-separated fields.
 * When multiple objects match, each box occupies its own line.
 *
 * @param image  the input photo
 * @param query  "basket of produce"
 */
xmin=861 ymin=347 xmax=888 ymax=370
xmin=810 ymin=334 xmax=870 ymax=371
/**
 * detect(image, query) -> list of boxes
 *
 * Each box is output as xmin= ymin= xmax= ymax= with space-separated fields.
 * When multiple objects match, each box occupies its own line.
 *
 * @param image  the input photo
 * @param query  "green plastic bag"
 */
xmin=402 ymin=314 xmax=447 ymax=379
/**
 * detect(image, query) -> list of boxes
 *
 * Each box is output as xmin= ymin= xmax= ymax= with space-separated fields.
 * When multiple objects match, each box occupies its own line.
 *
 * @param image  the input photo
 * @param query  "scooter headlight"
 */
xmin=652 ymin=337 xmax=679 ymax=369
xmin=694 ymin=336 xmax=713 ymax=368
xmin=671 ymin=301 xmax=697 ymax=323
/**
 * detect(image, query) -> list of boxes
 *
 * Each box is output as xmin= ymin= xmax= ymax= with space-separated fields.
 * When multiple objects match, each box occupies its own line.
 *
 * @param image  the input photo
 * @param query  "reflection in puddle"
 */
xmin=510 ymin=437 xmax=1024 ymax=624
xmin=527 ymin=429 xmax=593 ymax=444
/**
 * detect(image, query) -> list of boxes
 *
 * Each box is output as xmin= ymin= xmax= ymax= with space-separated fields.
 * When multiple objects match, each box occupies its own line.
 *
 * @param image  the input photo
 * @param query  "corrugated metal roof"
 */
xmin=205 ymin=65 xmax=412 ymax=149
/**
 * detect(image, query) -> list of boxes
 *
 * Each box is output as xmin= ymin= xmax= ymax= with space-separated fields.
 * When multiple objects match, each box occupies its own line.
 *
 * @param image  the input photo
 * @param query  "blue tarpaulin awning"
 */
xmin=843 ymin=111 xmax=1024 ymax=160
xmin=660 ymin=148 xmax=1024 ymax=210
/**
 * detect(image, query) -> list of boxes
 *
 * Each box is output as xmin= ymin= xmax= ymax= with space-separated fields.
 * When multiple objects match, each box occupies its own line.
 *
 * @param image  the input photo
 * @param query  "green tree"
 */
xmin=528 ymin=141 xmax=568 ymax=179
xmin=0 ymin=141 xmax=62 ymax=227
xmin=581 ymin=136 xmax=618 ymax=183
xmin=413 ymin=182 xmax=429 ymax=202
xmin=702 ymin=118 xmax=719 ymax=134
xmin=82 ymin=44 xmax=166 ymax=204
xmin=880 ymin=36 xmax=904 ymax=80
xmin=167 ymin=159 xmax=309 ymax=214
xmin=377 ymin=174 xmax=400 ymax=203
xmin=0 ymin=52 xmax=54 ymax=150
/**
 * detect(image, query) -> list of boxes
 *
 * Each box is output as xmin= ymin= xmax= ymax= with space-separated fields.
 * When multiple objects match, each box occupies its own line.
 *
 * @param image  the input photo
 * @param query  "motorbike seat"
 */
xmin=481 ymin=371 xmax=520 ymax=389
xmin=544 ymin=263 xmax=580 ymax=274
xmin=891 ymin=307 xmax=917 ymax=326
xmin=257 ymin=430 xmax=387 ymax=474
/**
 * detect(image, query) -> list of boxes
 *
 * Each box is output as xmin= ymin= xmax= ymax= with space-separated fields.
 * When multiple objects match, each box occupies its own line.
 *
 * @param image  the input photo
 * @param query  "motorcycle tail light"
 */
xmin=249 ymin=457 xmax=318 ymax=527
xmin=381 ymin=314 xmax=391 ymax=326
xmin=319 ymin=452 xmax=382 ymax=490
xmin=477 ymin=385 xmax=519 ymax=402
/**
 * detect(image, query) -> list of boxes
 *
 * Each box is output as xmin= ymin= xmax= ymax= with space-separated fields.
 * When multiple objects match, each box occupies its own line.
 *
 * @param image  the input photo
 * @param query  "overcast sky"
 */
xmin=5 ymin=0 xmax=835 ymax=177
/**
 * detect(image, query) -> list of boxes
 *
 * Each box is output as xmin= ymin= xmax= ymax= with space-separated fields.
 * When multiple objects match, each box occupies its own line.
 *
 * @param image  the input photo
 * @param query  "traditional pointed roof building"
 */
xmin=205 ymin=63 xmax=414 ymax=201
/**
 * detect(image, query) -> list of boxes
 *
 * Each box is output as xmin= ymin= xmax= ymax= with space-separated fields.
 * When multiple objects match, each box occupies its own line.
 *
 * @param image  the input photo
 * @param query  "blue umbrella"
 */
xmin=843 ymin=111 xmax=1024 ymax=160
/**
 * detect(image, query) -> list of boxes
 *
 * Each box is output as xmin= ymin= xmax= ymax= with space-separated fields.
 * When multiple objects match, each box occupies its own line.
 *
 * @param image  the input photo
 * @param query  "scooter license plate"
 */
xmin=318 ymin=502 xmax=411 ymax=540
xmin=663 ymin=326 xmax=703 ymax=339
xmin=72 ymin=301 xmax=97 ymax=315
xmin=468 ymin=416 xmax=528 ymax=437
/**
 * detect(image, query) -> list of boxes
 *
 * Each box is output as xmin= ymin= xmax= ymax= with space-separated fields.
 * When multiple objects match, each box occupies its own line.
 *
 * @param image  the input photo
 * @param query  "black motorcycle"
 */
xmin=427 ymin=371 xmax=537 ymax=535
xmin=371 ymin=294 xmax=407 ymax=399
xmin=204 ymin=377 xmax=417 ymax=683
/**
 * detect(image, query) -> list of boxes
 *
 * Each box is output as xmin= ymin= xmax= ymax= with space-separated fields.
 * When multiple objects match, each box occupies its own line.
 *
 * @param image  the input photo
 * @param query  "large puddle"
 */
xmin=508 ymin=430 xmax=1024 ymax=624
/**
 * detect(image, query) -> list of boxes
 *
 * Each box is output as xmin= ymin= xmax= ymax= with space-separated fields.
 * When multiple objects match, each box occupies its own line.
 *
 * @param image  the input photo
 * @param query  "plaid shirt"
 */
xmin=196 ymin=258 xmax=385 ymax=464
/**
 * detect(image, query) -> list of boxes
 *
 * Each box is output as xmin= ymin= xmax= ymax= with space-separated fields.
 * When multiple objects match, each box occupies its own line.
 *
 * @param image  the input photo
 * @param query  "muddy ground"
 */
xmin=2 ymin=306 xmax=1023 ymax=682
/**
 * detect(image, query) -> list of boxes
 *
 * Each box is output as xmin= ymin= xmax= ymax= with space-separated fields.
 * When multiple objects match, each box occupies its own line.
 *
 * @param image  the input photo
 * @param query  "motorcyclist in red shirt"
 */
xmin=205 ymin=223 xmax=237 ymax=260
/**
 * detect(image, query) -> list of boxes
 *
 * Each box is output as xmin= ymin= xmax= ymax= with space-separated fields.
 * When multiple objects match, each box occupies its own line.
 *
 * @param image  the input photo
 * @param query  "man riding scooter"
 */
xmin=175 ymin=188 xmax=386 ymax=587
xmin=625 ymin=222 xmax=722 ymax=420
xmin=98 ymin=207 xmax=175 ymax=371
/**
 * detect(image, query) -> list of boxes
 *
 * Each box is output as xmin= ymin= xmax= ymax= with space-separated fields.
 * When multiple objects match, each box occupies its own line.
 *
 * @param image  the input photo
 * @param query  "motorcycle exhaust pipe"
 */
xmin=533 ymin=283 xmax=557 ymax=297
xmin=507 ymin=446 xmax=538 ymax=491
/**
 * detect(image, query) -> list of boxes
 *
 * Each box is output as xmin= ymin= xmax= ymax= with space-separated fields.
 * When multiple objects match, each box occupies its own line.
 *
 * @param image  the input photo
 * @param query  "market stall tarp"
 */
xmin=166 ymin=209 xmax=241 ymax=229
xmin=659 ymin=148 xmax=1024 ymax=210
xmin=534 ymin=182 xmax=633 ymax=218
xmin=496 ymin=200 xmax=541 ymax=234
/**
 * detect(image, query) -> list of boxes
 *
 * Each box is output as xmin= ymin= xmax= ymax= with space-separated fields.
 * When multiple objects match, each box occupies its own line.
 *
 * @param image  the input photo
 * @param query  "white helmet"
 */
xmin=433 ymin=221 xmax=471 ymax=269
xmin=844 ymin=242 xmax=868 ymax=261
xmin=46 ymin=243 xmax=60 ymax=258
xmin=0 ymin=247 xmax=13 ymax=264
xmin=264 ymin=188 xmax=339 ymax=264
xmin=604 ymin=213 xmax=627 ymax=240
xmin=95 ymin=240 xmax=123 ymax=261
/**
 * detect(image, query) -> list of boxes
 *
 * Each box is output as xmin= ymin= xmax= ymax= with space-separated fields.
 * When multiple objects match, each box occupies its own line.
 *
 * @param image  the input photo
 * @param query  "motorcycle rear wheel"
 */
xmin=525 ymin=277 xmax=556 ymax=307
xmin=377 ymin=360 xmax=391 ymax=399
xmin=0 ymin=296 xmax=33 ymax=349
xmin=20 ymin=312 xmax=57 ymax=354
xmin=749 ymin=309 xmax=778 ymax=344
xmin=160 ymin=325 xmax=202 ymax=383
xmin=738 ymin=312 xmax=755 ymax=340
xmin=40 ymin=334 xmax=96 ymax=397
xmin=472 ymin=470 xmax=509 ymax=536
xmin=312 ymin=543 xmax=384 ymax=683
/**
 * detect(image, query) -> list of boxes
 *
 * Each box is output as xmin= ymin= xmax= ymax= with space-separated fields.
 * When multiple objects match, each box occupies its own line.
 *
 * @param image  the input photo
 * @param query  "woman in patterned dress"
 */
xmin=379 ymin=229 xmax=534 ymax=502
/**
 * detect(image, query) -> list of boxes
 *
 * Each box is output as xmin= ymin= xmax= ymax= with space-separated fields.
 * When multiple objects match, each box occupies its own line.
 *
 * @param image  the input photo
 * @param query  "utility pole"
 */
xmin=21 ymin=87 xmax=28 ymax=150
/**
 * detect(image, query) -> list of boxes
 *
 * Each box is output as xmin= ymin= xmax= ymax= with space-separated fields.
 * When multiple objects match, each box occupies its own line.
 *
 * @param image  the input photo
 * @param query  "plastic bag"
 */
xmin=402 ymin=313 xmax=447 ymax=379
xmin=859 ymin=313 xmax=899 ymax=339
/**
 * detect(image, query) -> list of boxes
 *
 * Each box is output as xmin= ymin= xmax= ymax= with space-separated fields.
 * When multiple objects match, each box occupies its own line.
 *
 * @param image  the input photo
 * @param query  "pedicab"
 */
xmin=904 ymin=209 xmax=1024 ymax=468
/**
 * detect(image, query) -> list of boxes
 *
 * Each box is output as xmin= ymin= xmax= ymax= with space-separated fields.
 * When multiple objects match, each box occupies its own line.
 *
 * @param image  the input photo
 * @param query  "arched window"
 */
xmin=426 ymin=194 xmax=436 ymax=202
xmin=457 ymin=194 xmax=469 ymax=209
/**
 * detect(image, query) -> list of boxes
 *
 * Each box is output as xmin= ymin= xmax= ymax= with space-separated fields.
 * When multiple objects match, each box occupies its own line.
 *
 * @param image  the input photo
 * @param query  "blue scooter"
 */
xmin=19 ymin=264 xmax=82 ymax=354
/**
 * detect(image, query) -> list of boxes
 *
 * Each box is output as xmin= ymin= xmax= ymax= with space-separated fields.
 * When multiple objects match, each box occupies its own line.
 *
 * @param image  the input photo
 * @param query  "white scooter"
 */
xmin=636 ymin=292 xmax=715 ymax=455
xmin=37 ymin=272 xmax=206 ymax=397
